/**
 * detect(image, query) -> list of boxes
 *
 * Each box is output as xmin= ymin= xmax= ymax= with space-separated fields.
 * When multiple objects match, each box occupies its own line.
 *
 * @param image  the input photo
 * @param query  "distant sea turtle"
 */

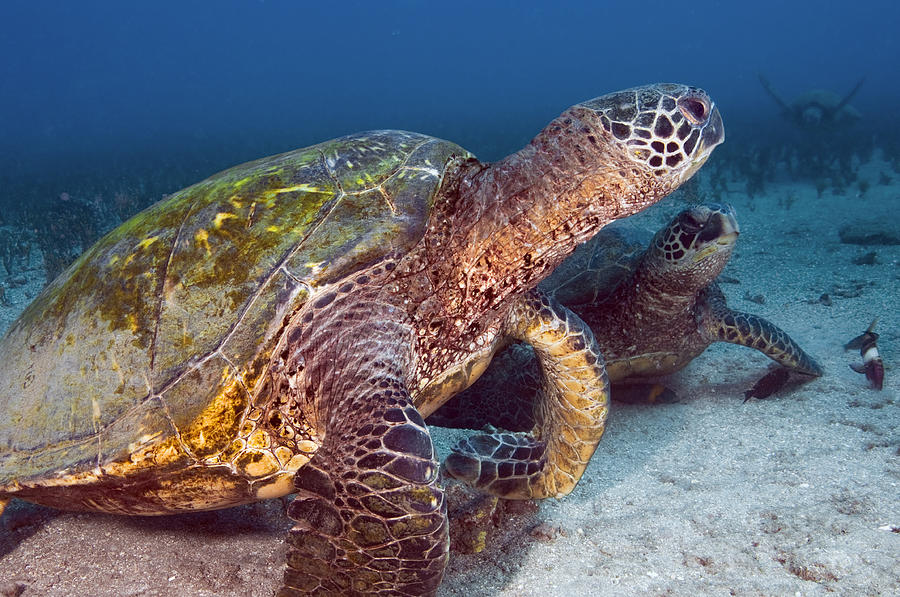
xmin=759 ymin=74 xmax=864 ymax=129
xmin=0 ymin=84 xmax=723 ymax=595
xmin=432 ymin=204 xmax=822 ymax=431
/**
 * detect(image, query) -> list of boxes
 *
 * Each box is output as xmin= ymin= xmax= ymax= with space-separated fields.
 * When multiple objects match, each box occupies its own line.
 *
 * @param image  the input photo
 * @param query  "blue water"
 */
xmin=1 ymin=1 xmax=897 ymax=200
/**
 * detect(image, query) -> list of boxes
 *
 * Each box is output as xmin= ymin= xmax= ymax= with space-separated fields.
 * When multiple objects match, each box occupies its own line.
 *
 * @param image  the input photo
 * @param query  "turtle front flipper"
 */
xmin=697 ymin=284 xmax=823 ymax=377
xmin=444 ymin=289 xmax=609 ymax=499
xmin=280 ymin=381 xmax=447 ymax=596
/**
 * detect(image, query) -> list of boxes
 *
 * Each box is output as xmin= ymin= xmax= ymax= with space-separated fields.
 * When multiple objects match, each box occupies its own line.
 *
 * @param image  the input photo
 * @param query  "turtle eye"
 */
xmin=679 ymin=213 xmax=703 ymax=234
xmin=678 ymin=96 xmax=709 ymax=126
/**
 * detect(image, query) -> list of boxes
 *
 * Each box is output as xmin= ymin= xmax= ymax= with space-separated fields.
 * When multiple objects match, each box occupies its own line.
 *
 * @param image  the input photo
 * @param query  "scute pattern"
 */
xmin=271 ymin=281 xmax=448 ymax=596
xmin=0 ymin=130 xmax=470 ymax=487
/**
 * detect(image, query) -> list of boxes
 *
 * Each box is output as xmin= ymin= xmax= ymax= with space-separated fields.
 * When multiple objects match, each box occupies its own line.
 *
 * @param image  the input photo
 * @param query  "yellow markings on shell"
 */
xmin=101 ymin=433 xmax=188 ymax=479
xmin=305 ymin=261 xmax=324 ymax=276
xmin=158 ymin=443 xmax=184 ymax=464
xmin=246 ymin=429 xmax=271 ymax=449
xmin=296 ymin=439 xmax=318 ymax=454
xmin=109 ymin=352 xmax=126 ymax=393
xmin=235 ymin=450 xmax=280 ymax=477
xmin=194 ymin=229 xmax=211 ymax=256
xmin=178 ymin=365 xmax=250 ymax=459
xmin=274 ymin=446 xmax=294 ymax=466
xmin=127 ymin=431 xmax=164 ymax=454
xmin=228 ymin=196 xmax=243 ymax=209
xmin=255 ymin=474 xmax=295 ymax=499
xmin=124 ymin=312 xmax=139 ymax=334
xmin=135 ymin=236 xmax=158 ymax=251
xmin=272 ymin=183 xmax=322 ymax=194
xmin=266 ymin=225 xmax=279 ymax=233
xmin=91 ymin=397 xmax=101 ymax=426
xmin=214 ymin=212 xmax=237 ymax=228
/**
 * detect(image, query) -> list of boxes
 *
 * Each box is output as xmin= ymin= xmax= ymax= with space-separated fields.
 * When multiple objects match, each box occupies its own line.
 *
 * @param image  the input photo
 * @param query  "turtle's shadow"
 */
xmin=0 ymin=497 xmax=288 ymax=561
xmin=0 ymin=500 xmax=61 ymax=558
xmin=117 ymin=498 xmax=290 ymax=538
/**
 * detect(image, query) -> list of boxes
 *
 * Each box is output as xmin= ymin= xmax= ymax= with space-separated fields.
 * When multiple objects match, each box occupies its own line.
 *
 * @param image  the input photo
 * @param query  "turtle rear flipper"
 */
xmin=280 ymin=377 xmax=446 ymax=595
xmin=698 ymin=284 xmax=823 ymax=377
xmin=444 ymin=289 xmax=609 ymax=499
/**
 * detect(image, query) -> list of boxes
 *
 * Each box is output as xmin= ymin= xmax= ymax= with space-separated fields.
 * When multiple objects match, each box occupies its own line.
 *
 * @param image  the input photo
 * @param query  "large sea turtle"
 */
xmin=0 ymin=84 xmax=723 ymax=596
xmin=759 ymin=74 xmax=864 ymax=129
xmin=432 ymin=204 xmax=822 ymax=432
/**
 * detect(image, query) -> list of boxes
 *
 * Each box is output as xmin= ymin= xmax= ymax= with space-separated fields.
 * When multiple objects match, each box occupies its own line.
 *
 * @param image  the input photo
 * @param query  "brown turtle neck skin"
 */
xmin=422 ymin=108 xmax=666 ymax=323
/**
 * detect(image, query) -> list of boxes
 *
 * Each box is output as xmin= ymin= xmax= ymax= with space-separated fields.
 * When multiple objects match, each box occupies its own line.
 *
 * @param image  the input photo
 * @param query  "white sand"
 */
xmin=1 ymin=157 xmax=897 ymax=596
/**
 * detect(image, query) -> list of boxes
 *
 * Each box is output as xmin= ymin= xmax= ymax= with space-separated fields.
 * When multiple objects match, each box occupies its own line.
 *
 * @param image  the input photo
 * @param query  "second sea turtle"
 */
xmin=758 ymin=74 xmax=864 ymax=129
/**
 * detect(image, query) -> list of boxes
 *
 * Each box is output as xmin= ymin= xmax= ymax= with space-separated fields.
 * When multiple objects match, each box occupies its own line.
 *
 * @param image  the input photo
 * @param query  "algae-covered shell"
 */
xmin=0 ymin=130 xmax=470 ymax=490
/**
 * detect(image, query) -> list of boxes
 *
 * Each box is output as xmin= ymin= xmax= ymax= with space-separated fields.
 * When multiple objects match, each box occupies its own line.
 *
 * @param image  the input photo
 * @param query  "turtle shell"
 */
xmin=0 ymin=130 xmax=471 ymax=489
xmin=541 ymin=219 xmax=651 ymax=306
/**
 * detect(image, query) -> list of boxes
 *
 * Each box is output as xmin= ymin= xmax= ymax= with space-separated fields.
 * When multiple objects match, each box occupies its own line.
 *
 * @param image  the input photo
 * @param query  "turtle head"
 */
xmin=578 ymin=83 xmax=723 ymax=183
xmin=562 ymin=84 xmax=724 ymax=216
xmin=644 ymin=203 xmax=739 ymax=286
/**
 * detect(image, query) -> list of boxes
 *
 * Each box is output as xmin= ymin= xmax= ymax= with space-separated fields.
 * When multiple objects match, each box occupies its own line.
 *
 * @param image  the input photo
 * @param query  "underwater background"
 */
xmin=1 ymin=2 xmax=898 ymax=596
xmin=1 ymin=0 xmax=899 ymax=228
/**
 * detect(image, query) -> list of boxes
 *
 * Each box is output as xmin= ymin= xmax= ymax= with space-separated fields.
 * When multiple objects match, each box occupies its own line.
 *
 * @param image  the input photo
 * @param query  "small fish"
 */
xmin=744 ymin=367 xmax=790 ymax=401
xmin=845 ymin=318 xmax=884 ymax=390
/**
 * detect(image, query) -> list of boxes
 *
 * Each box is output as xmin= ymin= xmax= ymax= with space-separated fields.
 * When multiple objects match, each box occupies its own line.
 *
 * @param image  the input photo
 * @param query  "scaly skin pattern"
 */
xmin=432 ymin=204 xmax=822 ymax=432
xmin=443 ymin=289 xmax=609 ymax=499
xmin=696 ymin=284 xmax=823 ymax=376
xmin=576 ymin=204 xmax=822 ymax=380
xmin=0 ymin=85 xmax=723 ymax=596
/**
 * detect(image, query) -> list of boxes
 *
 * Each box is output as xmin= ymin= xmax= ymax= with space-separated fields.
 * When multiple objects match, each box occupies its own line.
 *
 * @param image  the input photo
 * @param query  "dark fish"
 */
xmin=845 ymin=318 xmax=884 ymax=390
xmin=744 ymin=367 xmax=790 ymax=401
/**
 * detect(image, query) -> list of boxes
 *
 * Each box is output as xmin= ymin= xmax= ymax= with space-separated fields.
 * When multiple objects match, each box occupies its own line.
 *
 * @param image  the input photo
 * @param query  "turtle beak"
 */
xmin=693 ymin=207 xmax=739 ymax=262
xmin=717 ymin=212 xmax=739 ymax=246
xmin=682 ymin=104 xmax=724 ymax=180
xmin=697 ymin=206 xmax=739 ymax=246
xmin=701 ymin=105 xmax=725 ymax=149
xmin=721 ymin=208 xmax=739 ymax=242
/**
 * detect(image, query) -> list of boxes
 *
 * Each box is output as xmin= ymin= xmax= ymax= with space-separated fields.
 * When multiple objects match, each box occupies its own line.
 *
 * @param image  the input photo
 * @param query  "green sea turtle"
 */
xmin=759 ymin=74 xmax=864 ymax=129
xmin=432 ymin=203 xmax=822 ymax=431
xmin=0 ymin=83 xmax=723 ymax=596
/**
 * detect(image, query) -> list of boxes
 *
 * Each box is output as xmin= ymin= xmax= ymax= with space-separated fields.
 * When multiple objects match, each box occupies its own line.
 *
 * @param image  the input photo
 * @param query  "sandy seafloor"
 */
xmin=0 ymin=155 xmax=897 ymax=597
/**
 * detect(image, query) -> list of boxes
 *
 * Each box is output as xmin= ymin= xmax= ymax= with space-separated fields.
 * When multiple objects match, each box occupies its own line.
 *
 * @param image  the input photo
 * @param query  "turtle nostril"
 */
xmin=679 ymin=97 xmax=708 ymax=125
